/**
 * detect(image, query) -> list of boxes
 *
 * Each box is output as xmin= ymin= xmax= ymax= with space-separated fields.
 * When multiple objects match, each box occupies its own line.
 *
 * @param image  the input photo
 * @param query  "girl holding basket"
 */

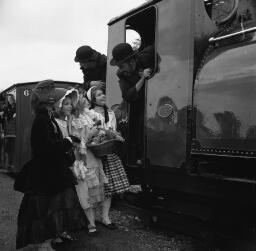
xmin=86 ymin=83 xmax=130 ymax=229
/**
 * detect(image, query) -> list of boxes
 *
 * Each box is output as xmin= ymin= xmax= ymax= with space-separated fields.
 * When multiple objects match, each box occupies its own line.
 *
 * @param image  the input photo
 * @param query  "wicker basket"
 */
xmin=87 ymin=139 xmax=123 ymax=157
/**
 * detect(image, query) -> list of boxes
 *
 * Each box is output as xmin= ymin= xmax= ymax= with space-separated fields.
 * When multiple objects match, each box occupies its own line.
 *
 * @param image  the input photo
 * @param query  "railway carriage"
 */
xmin=0 ymin=81 xmax=81 ymax=174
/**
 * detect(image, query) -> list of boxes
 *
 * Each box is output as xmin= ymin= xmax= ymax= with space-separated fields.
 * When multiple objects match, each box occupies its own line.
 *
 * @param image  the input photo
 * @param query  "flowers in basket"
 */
xmin=87 ymin=127 xmax=124 ymax=146
xmin=86 ymin=124 xmax=125 ymax=157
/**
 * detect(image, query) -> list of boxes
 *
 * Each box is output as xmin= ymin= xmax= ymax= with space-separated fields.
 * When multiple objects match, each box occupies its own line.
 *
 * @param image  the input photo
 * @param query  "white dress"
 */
xmin=70 ymin=113 xmax=107 ymax=209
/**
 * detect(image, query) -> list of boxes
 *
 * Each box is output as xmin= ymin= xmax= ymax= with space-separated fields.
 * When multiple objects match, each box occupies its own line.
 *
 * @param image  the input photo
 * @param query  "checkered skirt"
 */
xmin=103 ymin=154 xmax=130 ymax=197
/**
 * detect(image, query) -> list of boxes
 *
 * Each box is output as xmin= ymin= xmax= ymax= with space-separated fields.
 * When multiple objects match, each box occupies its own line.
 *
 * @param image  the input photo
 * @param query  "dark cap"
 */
xmin=110 ymin=43 xmax=137 ymax=66
xmin=74 ymin=46 xmax=97 ymax=63
xmin=34 ymin=79 xmax=55 ymax=93
xmin=31 ymin=79 xmax=56 ymax=111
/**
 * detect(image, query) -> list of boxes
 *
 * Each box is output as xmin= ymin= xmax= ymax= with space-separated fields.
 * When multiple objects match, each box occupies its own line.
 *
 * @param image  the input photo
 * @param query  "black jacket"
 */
xmin=81 ymin=53 xmax=107 ymax=91
xmin=117 ymin=46 xmax=155 ymax=103
xmin=24 ymin=108 xmax=75 ymax=194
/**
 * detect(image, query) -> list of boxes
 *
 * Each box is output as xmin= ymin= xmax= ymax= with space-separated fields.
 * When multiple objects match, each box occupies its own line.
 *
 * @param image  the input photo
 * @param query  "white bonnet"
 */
xmin=55 ymin=88 xmax=79 ymax=108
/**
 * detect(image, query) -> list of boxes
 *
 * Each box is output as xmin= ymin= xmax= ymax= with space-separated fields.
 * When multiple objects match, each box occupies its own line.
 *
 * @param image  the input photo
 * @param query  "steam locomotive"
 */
xmin=106 ymin=0 xmax=256 ymax=238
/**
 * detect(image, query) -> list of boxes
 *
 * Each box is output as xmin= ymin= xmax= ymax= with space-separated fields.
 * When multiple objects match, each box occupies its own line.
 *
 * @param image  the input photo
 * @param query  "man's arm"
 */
xmin=136 ymin=69 xmax=151 ymax=92
xmin=119 ymin=69 xmax=151 ymax=103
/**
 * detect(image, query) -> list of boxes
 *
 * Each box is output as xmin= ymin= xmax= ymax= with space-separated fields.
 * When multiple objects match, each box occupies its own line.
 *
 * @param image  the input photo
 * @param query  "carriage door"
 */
xmin=16 ymin=84 xmax=34 ymax=173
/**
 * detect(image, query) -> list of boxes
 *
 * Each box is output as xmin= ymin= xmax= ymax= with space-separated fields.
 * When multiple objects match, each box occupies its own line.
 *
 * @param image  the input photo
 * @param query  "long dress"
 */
xmin=69 ymin=113 xmax=107 ymax=209
xmin=16 ymin=110 xmax=87 ymax=250
xmin=90 ymin=107 xmax=130 ymax=198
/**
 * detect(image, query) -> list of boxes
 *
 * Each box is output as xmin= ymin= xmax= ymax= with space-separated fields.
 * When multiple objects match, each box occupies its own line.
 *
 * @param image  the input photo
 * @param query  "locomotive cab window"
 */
xmin=126 ymin=29 xmax=141 ymax=51
xmin=125 ymin=6 xmax=157 ymax=72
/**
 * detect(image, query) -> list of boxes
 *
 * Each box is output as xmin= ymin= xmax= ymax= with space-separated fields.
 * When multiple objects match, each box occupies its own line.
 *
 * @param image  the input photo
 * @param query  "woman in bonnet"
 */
xmin=86 ymin=83 xmax=130 ymax=229
xmin=16 ymin=80 xmax=86 ymax=250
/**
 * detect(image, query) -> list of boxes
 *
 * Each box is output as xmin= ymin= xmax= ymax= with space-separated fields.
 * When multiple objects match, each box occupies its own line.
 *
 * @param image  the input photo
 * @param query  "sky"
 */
xmin=0 ymin=0 xmax=145 ymax=90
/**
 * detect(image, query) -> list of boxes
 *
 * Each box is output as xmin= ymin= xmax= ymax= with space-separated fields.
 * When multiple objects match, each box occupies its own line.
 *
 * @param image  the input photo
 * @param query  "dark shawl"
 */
xmin=25 ymin=108 xmax=75 ymax=195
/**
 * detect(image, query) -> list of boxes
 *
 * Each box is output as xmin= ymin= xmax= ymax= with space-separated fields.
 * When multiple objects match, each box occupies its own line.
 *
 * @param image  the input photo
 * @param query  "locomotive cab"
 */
xmin=107 ymin=0 xmax=193 ymax=184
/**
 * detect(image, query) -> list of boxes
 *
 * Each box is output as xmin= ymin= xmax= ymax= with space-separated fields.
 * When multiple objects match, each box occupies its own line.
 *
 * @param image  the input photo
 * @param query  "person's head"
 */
xmin=74 ymin=45 xmax=98 ymax=69
xmin=7 ymin=94 xmax=15 ymax=105
xmin=58 ymin=96 xmax=72 ymax=118
xmin=54 ymin=88 xmax=79 ymax=119
xmin=80 ymin=60 xmax=97 ymax=71
xmin=87 ymin=85 xmax=106 ymax=107
xmin=31 ymin=79 xmax=56 ymax=113
xmin=117 ymin=58 xmax=136 ymax=76
xmin=110 ymin=43 xmax=137 ymax=76
xmin=87 ymin=85 xmax=109 ymax=123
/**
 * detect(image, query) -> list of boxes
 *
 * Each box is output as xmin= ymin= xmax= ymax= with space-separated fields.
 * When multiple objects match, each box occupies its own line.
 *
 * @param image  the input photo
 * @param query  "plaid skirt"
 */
xmin=103 ymin=154 xmax=130 ymax=197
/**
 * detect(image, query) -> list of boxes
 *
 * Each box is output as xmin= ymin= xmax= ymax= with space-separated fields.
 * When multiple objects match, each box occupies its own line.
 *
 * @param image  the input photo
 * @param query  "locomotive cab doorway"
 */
xmin=124 ymin=7 xmax=157 ymax=166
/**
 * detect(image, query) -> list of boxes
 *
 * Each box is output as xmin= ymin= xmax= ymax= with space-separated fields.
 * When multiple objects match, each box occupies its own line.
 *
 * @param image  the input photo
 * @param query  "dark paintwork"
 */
xmin=146 ymin=0 xmax=194 ymax=168
xmin=193 ymin=20 xmax=256 ymax=156
xmin=127 ymin=164 xmax=256 ymax=203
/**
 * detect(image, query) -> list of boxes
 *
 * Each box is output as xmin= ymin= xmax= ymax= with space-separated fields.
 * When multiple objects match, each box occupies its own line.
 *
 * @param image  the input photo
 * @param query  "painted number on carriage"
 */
xmin=23 ymin=90 xmax=30 ymax=96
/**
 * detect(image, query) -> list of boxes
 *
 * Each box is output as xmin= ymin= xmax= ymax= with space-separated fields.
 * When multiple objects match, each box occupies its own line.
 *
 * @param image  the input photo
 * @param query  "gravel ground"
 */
xmin=0 ymin=171 xmax=23 ymax=251
xmin=105 ymin=209 xmax=208 ymax=251
xmin=0 ymin=172 xmax=208 ymax=251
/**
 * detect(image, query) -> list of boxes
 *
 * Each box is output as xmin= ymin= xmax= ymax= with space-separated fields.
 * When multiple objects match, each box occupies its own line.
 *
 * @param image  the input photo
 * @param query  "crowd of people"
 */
xmin=14 ymin=42 xmax=152 ymax=250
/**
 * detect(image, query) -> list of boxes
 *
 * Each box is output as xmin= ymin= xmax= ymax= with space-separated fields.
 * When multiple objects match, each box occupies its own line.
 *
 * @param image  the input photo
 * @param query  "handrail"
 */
xmin=209 ymin=26 xmax=256 ymax=43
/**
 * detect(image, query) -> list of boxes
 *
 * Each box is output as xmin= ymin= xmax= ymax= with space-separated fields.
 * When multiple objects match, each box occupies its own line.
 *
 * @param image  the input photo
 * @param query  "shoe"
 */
xmin=136 ymin=159 xmax=142 ymax=165
xmin=59 ymin=232 xmax=78 ymax=242
xmin=50 ymin=240 xmax=64 ymax=250
xmin=88 ymin=224 xmax=97 ymax=235
xmin=99 ymin=221 xmax=117 ymax=230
